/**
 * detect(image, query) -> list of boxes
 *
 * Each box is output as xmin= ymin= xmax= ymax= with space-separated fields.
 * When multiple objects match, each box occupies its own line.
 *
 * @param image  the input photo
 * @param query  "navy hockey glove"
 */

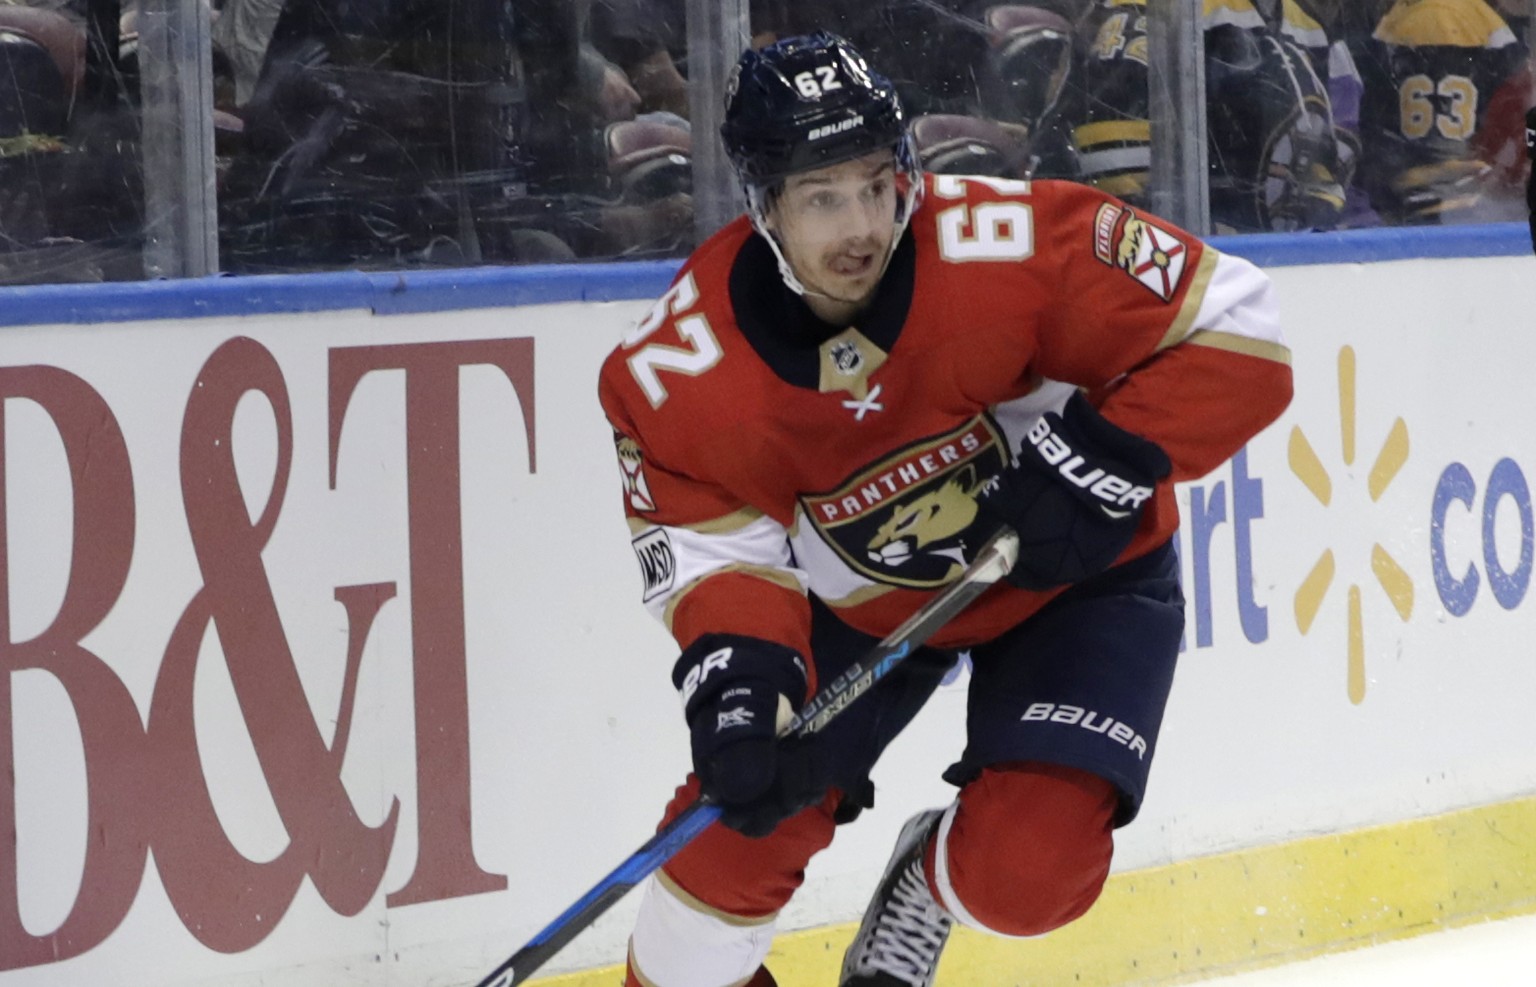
xmin=979 ymin=391 xmax=1171 ymax=590
xmin=673 ymin=633 xmax=818 ymax=837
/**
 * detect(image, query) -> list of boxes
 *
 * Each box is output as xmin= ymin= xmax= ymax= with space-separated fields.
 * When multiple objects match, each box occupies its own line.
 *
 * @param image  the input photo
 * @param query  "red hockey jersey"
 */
xmin=598 ymin=174 xmax=1292 ymax=679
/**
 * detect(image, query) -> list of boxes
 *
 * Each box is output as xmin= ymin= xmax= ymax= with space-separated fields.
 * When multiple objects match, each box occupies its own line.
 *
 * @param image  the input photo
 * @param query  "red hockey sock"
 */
xmin=934 ymin=761 xmax=1118 ymax=937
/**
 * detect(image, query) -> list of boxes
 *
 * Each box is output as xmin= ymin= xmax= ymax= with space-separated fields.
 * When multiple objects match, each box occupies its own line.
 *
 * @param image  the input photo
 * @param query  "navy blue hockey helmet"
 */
xmin=719 ymin=33 xmax=923 ymax=292
xmin=721 ymin=32 xmax=915 ymax=187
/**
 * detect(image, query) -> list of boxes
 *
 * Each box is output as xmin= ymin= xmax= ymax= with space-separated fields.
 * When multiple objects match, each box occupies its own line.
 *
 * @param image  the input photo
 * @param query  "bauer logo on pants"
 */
xmin=1022 ymin=702 xmax=1149 ymax=760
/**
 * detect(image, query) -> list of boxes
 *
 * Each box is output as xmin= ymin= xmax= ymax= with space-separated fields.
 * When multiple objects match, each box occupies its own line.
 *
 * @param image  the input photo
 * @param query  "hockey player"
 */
xmin=598 ymin=32 xmax=1292 ymax=987
xmin=1356 ymin=0 xmax=1529 ymax=224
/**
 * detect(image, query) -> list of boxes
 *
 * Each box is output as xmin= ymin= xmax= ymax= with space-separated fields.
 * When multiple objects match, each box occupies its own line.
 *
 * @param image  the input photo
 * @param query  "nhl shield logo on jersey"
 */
xmin=829 ymin=339 xmax=864 ymax=376
xmin=818 ymin=327 xmax=888 ymax=415
xmin=802 ymin=417 xmax=1008 ymax=588
xmin=1093 ymin=203 xmax=1188 ymax=301
xmin=614 ymin=431 xmax=657 ymax=513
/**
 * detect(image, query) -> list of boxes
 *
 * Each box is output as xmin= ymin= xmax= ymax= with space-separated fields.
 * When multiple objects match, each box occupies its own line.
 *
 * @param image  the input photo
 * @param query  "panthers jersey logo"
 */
xmin=801 ymin=418 xmax=1009 ymax=588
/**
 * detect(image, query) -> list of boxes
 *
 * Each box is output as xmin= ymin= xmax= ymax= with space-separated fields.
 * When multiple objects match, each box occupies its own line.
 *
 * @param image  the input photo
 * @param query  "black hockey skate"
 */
xmin=839 ymin=809 xmax=953 ymax=987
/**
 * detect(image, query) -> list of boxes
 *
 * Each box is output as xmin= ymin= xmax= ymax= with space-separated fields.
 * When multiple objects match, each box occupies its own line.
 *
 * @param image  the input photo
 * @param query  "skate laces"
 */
xmin=859 ymin=858 xmax=951 ymax=984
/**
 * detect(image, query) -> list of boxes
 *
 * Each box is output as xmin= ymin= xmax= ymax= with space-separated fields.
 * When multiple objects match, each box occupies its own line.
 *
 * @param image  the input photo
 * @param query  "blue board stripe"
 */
xmin=0 ymin=224 xmax=1525 ymax=328
xmin=1207 ymin=222 xmax=1529 ymax=268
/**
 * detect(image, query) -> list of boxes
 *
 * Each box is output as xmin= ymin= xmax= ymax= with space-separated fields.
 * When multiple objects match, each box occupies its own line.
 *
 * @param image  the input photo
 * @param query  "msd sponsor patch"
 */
xmin=801 ymin=417 xmax=1008 ymax=589
xmin=1096 ymin=207 xmax=1188 ymax=302
xmin=632 ymin=527 xmax=675 ymax=602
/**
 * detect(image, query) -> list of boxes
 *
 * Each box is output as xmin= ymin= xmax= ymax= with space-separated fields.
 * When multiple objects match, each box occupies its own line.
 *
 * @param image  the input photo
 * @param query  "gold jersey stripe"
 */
xmin=1413 ymin=194 xmax=1483 ymax=217
xmin=627 ymin=506 xmax=765 ymax=537
xmin=1186 ymin=328 xmax=1293 ymax=366
xmin=1281 ymin=0 xmax=1324 ymax=33
xmin=1073 ymin=119 xmax=1151 ymax=148
xmin=1154 ymin=248 xmax=1220 ymax=353
xmin=1088 ymin=172 xmax=1150 ymax=198
xmin=656 ymin=871 xmax=778 ymax=927
xmin=1203 ymin=0 xmax=1266 ymax=29
xmin=1393 ymin=159 xmax=1490 ymax=192
xmin=661 ymin=563 xmax=806 ymax=632
xmin=819 ymin=581 xmax=900 ymax=609
xmin=1374 ymin=0 xmax=1514 ymax=49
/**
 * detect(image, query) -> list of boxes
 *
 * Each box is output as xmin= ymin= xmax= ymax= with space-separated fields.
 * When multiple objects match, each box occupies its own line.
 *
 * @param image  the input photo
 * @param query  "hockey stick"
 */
xmin=474 ymin=526 xmax=1020 ymax=987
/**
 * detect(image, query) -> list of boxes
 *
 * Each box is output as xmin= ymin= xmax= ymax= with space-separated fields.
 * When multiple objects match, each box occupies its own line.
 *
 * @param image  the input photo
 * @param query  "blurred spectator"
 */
xmin=211 ymin=0 xmax=284 ymax=106
xmin=1073 ymin=0 xmax=1365 ymax=233
xmin=589 ymin=0 xmax=687 ymax=118
xmin=0 ymin=0 xmax=145 ymax=282
xmin=0 ymin=0 xmax=84 ymax=27
xmin=0 ymin=1 xmax=77 ymax=260
xmin=1355 ymin=0 xmax=1530 ymax=224
xmin=217 ymin=0 xmax=691 ymax=270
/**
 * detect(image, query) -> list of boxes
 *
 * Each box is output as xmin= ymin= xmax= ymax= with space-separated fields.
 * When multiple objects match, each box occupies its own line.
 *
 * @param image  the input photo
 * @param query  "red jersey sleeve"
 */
xmin=1030 ymin=180 xmax=1293 ymax=482
xmin=597 ymin=255 xmax=815 ymax=672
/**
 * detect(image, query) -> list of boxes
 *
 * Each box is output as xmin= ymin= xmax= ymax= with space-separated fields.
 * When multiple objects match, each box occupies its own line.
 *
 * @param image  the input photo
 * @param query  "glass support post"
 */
xmin=686 ymin=0 xmax=750 ymax=242
xmin=1146 ymin=0 xmax=1210 ymax=235
xmin=139 ymin=0 xmax=218 ymax=278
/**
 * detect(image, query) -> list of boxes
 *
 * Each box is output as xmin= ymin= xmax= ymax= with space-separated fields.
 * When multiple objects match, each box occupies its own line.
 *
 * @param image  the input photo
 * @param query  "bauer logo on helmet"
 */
xmin=808 ymin=115 xmax=864 ymax=142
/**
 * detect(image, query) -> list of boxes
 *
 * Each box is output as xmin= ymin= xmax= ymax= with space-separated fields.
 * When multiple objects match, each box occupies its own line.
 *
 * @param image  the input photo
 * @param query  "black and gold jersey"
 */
xmin=1073 ymin=0 xmax=1154 ymax=203
xmin=1073 ymin=0 xmax=1362 ymax=232
xmin=1357 ymin=0 xmax=1528 ymax=223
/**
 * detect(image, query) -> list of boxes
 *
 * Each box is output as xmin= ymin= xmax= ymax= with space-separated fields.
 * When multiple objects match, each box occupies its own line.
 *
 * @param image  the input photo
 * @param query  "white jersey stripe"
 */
xmin=630 ymin=875 xmax=776 ymax=987
xmin=1185 ymin=251 xmax=1287 ymax=354
xmin=634 ymin=513 xmax=806 ymax=624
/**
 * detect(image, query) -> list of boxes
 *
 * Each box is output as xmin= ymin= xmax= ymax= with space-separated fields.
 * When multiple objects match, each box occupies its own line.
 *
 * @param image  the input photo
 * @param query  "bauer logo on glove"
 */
xmin=678 ymin=644 xmax=735 ymax=705
xmin=979 ymin=391 xmax=1171 ymax=590
xmin=1024 ymin=413 xmax=1156 ymax=518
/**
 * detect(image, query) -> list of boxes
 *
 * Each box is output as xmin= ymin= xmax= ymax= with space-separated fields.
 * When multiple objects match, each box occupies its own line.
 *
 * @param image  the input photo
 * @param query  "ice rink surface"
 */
xmin=1193 ymin=912 xmax=1536 ymax=986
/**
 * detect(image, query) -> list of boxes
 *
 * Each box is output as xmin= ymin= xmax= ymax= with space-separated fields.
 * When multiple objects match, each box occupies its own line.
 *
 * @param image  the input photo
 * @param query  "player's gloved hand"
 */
xmin=978 ymin=391 xmax=1171 ymax=590
xmin=673 ymin=633 xmax=817 ymax=837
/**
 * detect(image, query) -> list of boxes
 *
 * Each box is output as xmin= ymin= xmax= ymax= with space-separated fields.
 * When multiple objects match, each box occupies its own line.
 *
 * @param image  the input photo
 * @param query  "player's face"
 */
xmin=769 ymin=152 xmax=899 ymax=321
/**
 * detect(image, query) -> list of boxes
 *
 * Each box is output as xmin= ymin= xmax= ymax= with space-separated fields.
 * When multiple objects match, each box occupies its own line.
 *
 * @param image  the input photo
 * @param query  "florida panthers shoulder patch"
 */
xmin=1093 ymin=203 xmax=1188 ymax=302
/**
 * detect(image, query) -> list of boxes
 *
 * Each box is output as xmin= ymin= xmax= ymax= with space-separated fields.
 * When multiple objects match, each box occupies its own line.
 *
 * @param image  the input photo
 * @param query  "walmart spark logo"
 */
xmin=1287 ymin=346 xmax=1413 ymax=704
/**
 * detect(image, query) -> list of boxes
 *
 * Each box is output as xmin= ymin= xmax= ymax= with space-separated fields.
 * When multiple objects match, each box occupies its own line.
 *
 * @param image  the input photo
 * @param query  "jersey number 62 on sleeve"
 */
xmin=933 ymin=175 xmax=1036 ymax=263
xmin=624 ymin=272 xmax=724 ymax=409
